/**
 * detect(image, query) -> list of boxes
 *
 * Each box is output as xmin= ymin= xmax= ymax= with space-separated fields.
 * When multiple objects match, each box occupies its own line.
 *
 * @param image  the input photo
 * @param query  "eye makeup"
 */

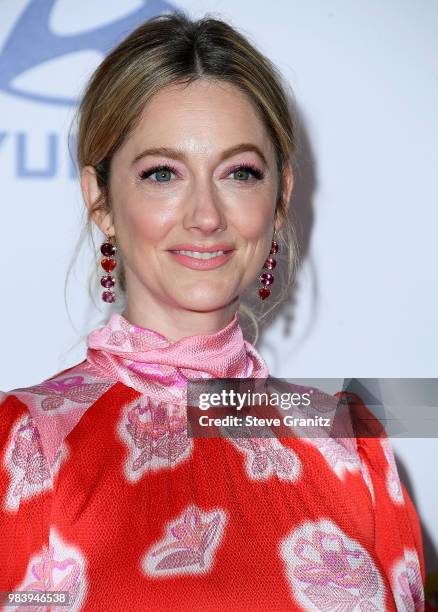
xmin=138 ymin=162 xmax=265 ymax=183
xmin=227 ymin=163 xmax=264 ymax=180
xmin=139 ymin=163 xmax=179 ymax=181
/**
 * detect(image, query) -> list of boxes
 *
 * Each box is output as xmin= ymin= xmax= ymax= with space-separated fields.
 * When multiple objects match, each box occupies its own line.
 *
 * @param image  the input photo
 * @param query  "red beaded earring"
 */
xmin=259 ymin=235 xmax=278 ymax=300
xmin=100 ymin=234 xmax=117 ymax=303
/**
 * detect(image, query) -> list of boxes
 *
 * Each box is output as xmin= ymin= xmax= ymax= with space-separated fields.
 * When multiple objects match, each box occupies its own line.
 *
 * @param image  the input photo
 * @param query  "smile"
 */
xmin=173 ymin=250 xmax=225 ymax=260
xmin=168 ymin=249 xmax=234 ymax=270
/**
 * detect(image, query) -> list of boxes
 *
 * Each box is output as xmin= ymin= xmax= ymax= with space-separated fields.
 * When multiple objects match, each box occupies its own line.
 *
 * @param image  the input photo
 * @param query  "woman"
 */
xmin=0 ymin=11 xmax=427 ymax=612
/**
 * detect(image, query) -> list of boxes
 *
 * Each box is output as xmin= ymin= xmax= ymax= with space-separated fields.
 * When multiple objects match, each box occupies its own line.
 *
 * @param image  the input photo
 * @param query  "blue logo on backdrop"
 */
xmin=0 ymin=0 xmax=177 ymax=178
xmin=0 ymin=0 xmax=177 ymax=106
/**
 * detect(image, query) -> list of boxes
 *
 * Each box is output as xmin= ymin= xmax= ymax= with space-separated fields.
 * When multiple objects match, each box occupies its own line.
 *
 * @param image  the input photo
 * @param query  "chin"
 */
xmin=172 ymin=290 xmax=237 ymax=312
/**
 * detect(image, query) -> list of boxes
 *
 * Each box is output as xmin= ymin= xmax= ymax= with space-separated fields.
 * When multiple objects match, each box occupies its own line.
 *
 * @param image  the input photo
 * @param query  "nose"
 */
xmin=183 ymin=176 xmax=227 ymax=234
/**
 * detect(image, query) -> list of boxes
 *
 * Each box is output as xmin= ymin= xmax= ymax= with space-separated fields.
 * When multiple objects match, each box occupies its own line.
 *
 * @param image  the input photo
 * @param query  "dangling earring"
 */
xmin=100 ymin=233 xmax=117 ymax=303
xmin=259 ymin=233 xmax=278 ymax=300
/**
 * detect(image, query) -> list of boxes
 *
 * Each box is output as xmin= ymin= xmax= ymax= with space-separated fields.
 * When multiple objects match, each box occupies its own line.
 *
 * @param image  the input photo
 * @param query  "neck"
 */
xmin=121 ymin=300 xmax=240 ymax=343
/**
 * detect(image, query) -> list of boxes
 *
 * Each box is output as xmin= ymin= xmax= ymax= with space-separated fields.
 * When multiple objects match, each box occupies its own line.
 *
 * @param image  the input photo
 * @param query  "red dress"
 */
xmin=0 ymin=312 xmax=427 ymax=611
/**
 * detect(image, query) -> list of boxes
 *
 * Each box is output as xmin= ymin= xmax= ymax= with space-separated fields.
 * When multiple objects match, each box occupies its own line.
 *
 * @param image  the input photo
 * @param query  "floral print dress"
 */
xmin=0 ymin=312 xmax=427 ymax=611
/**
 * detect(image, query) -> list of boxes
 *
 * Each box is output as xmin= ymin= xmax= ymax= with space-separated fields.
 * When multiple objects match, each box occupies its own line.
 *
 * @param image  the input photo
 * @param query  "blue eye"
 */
xmin=139 ymin=164 xmax=176 ymax=182
xmin=139 ymin=162 xmax=264 ymax=184
xmin=230 ymin=164 xmax=264 ymax=181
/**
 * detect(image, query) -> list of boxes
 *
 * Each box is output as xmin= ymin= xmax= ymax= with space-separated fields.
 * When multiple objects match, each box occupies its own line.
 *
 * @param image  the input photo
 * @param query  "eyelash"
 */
xmin=138 ymin=163 xmax=264 ymax=183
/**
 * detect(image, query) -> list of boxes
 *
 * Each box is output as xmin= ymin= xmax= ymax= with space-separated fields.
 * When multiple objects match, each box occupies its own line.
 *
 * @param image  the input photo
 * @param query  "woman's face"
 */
xmin=82 ymin=79 xmax=293 ymax=332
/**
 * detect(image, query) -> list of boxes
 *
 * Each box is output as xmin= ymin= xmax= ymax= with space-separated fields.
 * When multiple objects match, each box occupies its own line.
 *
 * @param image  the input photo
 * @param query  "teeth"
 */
xmin=175 ymin=250 xmax=225 ymax=259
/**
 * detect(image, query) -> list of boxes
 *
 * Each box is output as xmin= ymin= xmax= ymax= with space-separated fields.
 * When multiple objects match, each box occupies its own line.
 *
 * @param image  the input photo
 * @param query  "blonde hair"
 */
xmin=67 ymin=9 xmax=300 ymax=345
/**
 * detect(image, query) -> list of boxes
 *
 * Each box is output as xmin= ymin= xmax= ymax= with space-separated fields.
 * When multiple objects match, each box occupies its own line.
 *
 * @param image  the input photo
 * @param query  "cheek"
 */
xmin=231 ymin=197 xmax=275 ymax=240
xmin=116 ymin=195 xmax=174 ymax=246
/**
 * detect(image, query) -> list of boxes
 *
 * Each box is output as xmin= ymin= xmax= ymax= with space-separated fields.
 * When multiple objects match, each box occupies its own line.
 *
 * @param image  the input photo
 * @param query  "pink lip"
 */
xmin=168 ymin=243 xmax=234 ymax=253
xmin=168 ymin=249 xmax=235 ymax=270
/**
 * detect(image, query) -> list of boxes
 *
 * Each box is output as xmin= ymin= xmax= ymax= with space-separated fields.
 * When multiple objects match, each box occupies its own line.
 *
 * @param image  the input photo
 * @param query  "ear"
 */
xmin=80 ymin=165 xmax=115 ymax=236
xmin=274 ymin=162 xmax=294 ymax=233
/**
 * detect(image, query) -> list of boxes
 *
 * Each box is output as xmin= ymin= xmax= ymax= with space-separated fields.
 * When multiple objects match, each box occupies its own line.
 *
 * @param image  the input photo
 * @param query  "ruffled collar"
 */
xmin=86 ymin=311 xmax=269 ymax=402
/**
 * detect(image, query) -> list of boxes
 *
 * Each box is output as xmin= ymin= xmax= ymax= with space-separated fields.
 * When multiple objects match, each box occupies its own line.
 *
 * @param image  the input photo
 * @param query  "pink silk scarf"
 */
xmin=86 ymin=311 xmax=269 ymax=402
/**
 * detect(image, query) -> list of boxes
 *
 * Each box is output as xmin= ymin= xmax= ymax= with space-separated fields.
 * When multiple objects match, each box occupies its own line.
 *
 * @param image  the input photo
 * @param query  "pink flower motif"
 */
xmin=231 ymin=435 xmax=300 ymax=480
xmin=392 ymin=550 xmax=425 ymax=611
xmin=11 ymin=375 xmax=113 ymax=412
xmin=44 ymin=376 xmax=85 ymax=393
xmin=280 ymin=520 xmax=386 ymax=610
xmin=12 ymin=419 xmax=51 ymax=496
xmin=396 ymin=567 xmax=415 ymax=608
xmin=16 ymin=544 xmax=81 ymax=611
xmin=127 ymin=404 xmax=186 ymax=442
xmin=26 ymin=545 xmax=80 ymax=590
xmin=153 ymin=506 xmax=211 ymax=556
xmin=405 ymin=558 xmax=424 ymax=608
xmin=127 ymin=361 xmax=189 ymax=388
xmin=127 ymin=405 xmax=154 ymax=442
xmin=149 ymin=506 xmax=223 ymax=572
xmin=293 ymin=531 xmax=376 ymax=593
xmin=125 ymin=402 xmax=190 ymax=472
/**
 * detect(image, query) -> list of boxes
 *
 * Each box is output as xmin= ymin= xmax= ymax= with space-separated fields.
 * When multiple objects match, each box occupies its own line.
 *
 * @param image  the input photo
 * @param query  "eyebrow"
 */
xmin=131 ymin=143 xmax=267 ymax=166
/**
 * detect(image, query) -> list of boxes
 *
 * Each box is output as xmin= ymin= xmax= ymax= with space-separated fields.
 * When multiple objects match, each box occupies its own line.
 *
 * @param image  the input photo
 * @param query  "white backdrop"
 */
xmin=1 ymin=0 xmax=437 ymax=579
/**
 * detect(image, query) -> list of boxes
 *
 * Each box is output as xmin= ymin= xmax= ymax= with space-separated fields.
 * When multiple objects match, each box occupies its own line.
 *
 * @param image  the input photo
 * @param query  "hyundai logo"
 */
xmin=0 ymin=0 xmax=177 ymax=106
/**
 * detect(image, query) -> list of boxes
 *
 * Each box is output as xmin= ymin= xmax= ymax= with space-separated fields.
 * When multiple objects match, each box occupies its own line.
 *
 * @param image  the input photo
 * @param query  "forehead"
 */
xmin=143 ymin=78 xmax=257 ymax=114
xmin=120 ymin=79 xmax=275 ymax=162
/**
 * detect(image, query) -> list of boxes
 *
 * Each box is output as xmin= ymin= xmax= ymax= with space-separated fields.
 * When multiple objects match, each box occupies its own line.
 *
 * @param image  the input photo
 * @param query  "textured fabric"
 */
xmin=86 ymin=312 xmax=269 ymax=401
xmin=0 ymin=312 xmax=428 ymax=611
